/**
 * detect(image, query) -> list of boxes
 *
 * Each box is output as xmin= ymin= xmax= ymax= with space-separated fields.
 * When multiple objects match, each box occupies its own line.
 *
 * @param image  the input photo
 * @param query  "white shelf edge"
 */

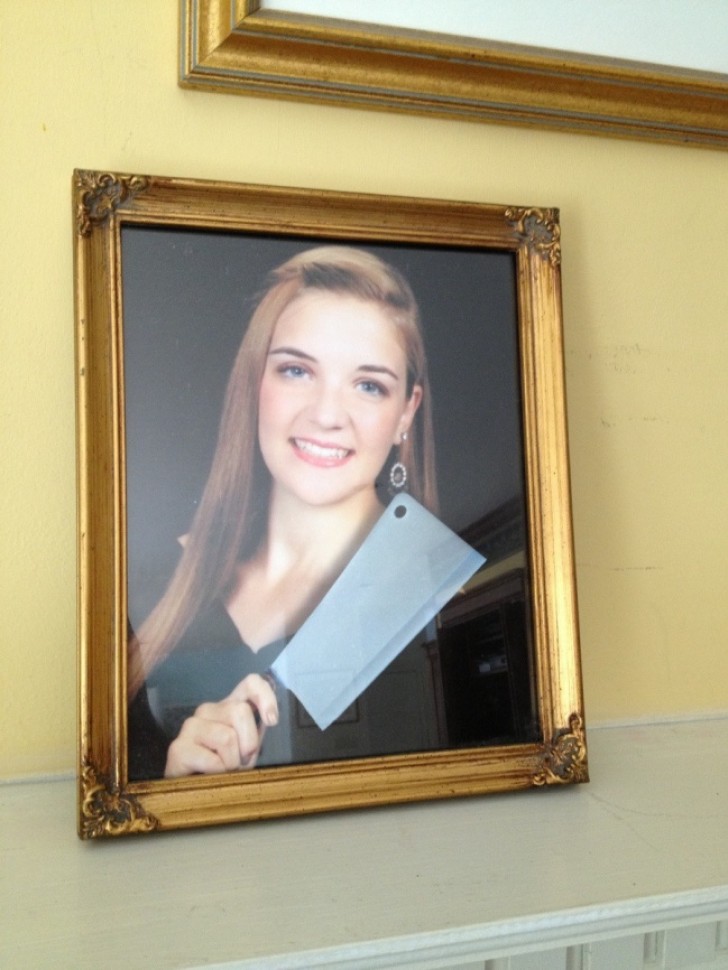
xmin=204 ymin=887 xmax=728 ymax=970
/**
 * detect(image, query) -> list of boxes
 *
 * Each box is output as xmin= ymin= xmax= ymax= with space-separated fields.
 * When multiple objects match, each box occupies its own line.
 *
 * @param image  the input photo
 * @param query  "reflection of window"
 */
xmin=459 ymin=495 xmax=526 ymax=567
xmin=436 ymin=569 xmax=540 ymax=747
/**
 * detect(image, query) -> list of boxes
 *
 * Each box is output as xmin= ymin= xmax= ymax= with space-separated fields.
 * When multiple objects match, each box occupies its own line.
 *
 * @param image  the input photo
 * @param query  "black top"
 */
xmin=127 ymin=541 xmax=444 ymax=781
xmin=128 ymin=597 xmax=286 ymax=781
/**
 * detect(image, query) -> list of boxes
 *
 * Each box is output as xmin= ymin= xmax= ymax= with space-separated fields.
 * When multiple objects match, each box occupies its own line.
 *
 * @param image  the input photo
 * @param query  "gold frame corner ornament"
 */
xmin=80 ymin=762 xmax=159 ymax=839
xmin=181 ymin=1 xmax=728 ymax=149
xmin=506 ymin=207 xmax=561 ymax=267
xmin=75 ymin=170 xmax=150 ymax=237
xmin=533 ymin=713 xmax=588 ymax=787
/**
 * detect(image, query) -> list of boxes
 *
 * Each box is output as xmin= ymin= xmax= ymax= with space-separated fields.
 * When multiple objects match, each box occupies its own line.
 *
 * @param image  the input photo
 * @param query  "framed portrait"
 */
xmin=74 ymin=170 xmax=586 ymax=838
xmin=180 ymin=2 xmax=728 ymax=149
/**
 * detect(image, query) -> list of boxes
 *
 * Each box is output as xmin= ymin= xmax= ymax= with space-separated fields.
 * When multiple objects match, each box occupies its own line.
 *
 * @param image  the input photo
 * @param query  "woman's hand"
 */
xmin=164 ymin=674 xmax=279 ymax=778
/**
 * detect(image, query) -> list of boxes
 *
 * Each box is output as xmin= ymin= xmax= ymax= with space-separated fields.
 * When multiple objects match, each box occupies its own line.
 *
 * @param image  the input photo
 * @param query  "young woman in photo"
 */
xmin=127 ymin=246 xmax=438 ymax=779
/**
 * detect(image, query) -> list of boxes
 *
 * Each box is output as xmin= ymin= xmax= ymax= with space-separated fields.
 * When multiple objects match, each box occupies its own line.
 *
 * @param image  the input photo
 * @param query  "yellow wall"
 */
xmin=2 ymin=3 xmax=727 ymax=777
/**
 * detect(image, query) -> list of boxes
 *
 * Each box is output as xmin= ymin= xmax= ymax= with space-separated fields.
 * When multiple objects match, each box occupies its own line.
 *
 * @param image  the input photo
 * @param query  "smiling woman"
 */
xmin=126 ymin=246 xmax=444 ymax=780
xmin=259 ymin=290 xmax=422 ymax=509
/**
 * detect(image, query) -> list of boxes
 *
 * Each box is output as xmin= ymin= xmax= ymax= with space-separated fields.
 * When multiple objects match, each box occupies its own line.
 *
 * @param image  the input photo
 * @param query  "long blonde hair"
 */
xmin=128 ymin=246 xmax=438 ymax=698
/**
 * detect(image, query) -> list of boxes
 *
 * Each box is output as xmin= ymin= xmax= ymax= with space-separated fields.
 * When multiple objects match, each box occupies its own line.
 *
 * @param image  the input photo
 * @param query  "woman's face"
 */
xmin=258 ymin=290 xmax=422 ymax=512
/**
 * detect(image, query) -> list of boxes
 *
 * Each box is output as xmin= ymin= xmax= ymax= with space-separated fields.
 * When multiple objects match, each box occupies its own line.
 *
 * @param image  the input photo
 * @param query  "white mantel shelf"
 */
xmin=2 ymin=719 xmax=728 ymax=970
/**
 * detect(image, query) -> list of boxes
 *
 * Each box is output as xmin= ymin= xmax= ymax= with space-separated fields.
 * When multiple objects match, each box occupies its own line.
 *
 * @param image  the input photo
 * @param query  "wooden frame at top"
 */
xmin=180 ymin=1 xmax=728 ymax=149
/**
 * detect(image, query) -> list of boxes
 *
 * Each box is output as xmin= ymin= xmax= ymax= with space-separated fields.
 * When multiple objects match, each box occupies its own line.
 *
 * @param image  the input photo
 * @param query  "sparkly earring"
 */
xmin=389 ymin=431 xmax=408 ymax=492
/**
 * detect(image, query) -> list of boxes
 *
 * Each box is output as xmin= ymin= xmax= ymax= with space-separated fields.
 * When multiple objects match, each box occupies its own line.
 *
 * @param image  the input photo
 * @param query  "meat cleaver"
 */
xmin=270 ymin=493 xmax=485 ymax=730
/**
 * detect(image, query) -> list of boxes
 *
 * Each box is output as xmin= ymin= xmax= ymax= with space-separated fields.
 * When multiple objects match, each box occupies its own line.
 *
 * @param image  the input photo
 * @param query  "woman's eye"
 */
xmin=357 ymin=379 xmax=388 ymax=397
xmin=278 ymin=363 xmax=309 ymax=379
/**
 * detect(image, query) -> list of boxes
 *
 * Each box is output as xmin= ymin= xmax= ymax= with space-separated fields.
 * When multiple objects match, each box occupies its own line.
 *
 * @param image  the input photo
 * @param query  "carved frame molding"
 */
xmin=181 ymin=1 xmax=728 ymax=149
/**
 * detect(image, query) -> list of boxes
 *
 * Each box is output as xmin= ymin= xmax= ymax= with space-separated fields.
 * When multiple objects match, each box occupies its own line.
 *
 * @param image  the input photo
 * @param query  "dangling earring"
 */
xmin=389 ymin=431 xmax=408 ymax=492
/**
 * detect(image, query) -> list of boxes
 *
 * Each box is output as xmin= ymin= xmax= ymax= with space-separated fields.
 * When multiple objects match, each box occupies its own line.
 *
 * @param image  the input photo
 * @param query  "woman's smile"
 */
xmin=257 ymin=290 xmax=422 ymax=512
xmin=291 ymin=436 xmax=354 ymax=466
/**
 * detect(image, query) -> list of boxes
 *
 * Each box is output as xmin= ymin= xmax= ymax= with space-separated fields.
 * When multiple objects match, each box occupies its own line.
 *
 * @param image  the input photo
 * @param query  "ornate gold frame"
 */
xmin=74 ymin=170 xmax=586 ymax=838
xmin=181 ymin=1 xmax=728 ymax=149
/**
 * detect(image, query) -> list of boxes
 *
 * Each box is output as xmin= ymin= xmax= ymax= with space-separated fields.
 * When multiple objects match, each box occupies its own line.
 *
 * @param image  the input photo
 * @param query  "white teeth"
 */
xmin=294 ymin=438 xmax=349 ymax=460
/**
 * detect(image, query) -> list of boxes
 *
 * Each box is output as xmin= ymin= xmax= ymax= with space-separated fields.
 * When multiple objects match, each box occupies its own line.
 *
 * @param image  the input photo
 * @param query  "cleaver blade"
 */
xmin=270 ymin=494 xmax=485 ymax=730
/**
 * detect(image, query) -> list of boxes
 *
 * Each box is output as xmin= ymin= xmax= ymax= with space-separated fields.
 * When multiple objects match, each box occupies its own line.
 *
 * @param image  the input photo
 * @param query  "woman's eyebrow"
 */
xmin=269 ymin=347 xmax=399 ymax=381
xmin=268 ymin=345 xmax=316 ymax=361
xmin=357 ymin=364 xmax=400 ymax=381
